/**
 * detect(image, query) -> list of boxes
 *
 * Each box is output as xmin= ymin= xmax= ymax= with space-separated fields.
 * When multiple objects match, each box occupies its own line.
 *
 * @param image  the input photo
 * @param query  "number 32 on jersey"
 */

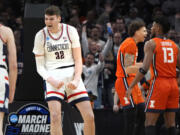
xmin=55 ymin=51 xmax=64 ymax=59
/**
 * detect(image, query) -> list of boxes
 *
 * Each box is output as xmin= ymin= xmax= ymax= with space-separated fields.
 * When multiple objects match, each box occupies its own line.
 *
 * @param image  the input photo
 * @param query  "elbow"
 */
xmin=75 ymin=59 xmax=82 ymax=66
xmin=12 ymin=61 xmax=17 ymax=70
xmin=10 ymin=62 xmax=17 ymax=73
xmin=75 ymin=60 xmax=82 ymax=70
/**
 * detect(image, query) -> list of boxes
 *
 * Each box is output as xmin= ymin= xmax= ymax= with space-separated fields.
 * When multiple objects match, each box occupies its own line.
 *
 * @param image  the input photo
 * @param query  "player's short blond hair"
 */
xmin=45 ymin=5 xmax=61 ymax=16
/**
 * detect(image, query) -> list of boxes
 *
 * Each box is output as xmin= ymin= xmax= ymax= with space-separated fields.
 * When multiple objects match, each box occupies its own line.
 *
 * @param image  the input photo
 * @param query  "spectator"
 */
xmin=83 ymin=52 xmax=104 ymax=108
xmin=125 ymin=8 xmax=143 ymax=27
xmin=114 ymin=16 xmax=128 ymax=41
xmin=175 ymin=11 xmax=180 ymax=33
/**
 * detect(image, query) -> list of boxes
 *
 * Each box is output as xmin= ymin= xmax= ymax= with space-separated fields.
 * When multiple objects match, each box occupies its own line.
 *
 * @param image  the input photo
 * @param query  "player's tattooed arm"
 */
xmin=124 ymin=53 xmax=135 ymax=68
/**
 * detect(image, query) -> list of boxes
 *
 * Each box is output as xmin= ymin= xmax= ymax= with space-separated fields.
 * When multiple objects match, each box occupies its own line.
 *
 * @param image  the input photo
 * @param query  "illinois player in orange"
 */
xmin=115 ymin=20 xmax=147 ymax=135
xmin=126 ymin=16 xmax=180 ymax=135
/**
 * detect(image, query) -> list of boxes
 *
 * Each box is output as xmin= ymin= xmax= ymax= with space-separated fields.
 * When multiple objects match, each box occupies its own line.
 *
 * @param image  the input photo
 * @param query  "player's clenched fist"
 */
xmin=47 ymin=77 xmax=64 ymax=89
xmin=67 ymin=80 xmax=79 ymax=90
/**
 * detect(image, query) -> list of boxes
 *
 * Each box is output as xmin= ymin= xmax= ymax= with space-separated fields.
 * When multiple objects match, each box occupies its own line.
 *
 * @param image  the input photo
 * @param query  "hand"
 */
xmin=99 ymin=53 xmax=104 ymax=62
xmin=47 ymin=77 xmax=64 ymax=89
xmin=126 ymin=88 xmax=133 ymax=99
xmin=67 ymin=80 xmax=79 ymax=90
xmin=57 ymin=81 xmax=64 ymax=89
xmin=113 ymin=104 xmax=119 ymax=113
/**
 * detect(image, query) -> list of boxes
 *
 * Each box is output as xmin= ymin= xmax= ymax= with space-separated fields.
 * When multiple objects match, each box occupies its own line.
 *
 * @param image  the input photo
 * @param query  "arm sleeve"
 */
xmin=35 ymin=56 xmax=49 ymax=80
xmin=33 ymin=30 xmax=45 ymax=55
xmin=68 ymin=26 xmax=81 ymax=48
xmin=33 ymin=30 xmax=49 ymax=80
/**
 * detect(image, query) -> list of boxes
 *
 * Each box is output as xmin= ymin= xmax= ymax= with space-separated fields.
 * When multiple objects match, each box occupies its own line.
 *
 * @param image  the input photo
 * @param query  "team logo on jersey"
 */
xmin=46 ymin=37 xmax=50 ymax=41
xmin=149 ymin=100 xmax=155 ymax=108
xmin=5 ymin=103 xmax=50 ymax=135
xmin=124 ymin=97 xmax=130 ymax=104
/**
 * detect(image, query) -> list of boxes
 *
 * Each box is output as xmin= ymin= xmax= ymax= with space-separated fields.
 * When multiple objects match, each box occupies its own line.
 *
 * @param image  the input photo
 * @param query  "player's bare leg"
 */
xmin=164 ymin=112 xmax=176 ymax=135
xmin=0 ymin=112 xmax=4 ymax=135
xmin=48 ymin=100 xmax=62 ymax=135
xmin=145 ymin=112 xmax=160 ymax=126
xmin=76 ymin=101 xmax=95 ymax=135
xmin=145 ymin=112 xmax=160 ymax=135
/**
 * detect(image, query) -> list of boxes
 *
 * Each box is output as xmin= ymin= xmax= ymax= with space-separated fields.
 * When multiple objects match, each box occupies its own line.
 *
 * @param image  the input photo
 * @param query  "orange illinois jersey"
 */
xmin=116 ymin=37 xmax=138 ymax=78
xmin=150 ymin=38 xmax=178 ymax=78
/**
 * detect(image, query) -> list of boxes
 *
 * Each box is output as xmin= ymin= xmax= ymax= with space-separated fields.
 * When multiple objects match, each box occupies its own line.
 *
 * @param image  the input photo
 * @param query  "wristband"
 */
xmin=139 ymin=67 xmax=147 ymax=75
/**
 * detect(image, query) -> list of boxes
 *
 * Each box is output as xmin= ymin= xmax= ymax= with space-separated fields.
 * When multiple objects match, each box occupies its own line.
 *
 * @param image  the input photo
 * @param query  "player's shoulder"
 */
xmin=0 ymin=24 xmax=14 ymax=43
xmin=122 ymin=37 xmax=135 ymax=46
xmin=64 ymin=23 xmax=75 ymax=29
xmin=166 ymin=39 xmax=179 ymax=48
xmin=0 ymin=24 xmax=13 ymax=34
xmin=121 ymin=37 xmax=135 ymax=50
xmin=146 ymin=39 xmax=155 ymax=44
xmin=124 ymin=37 xmax=134 ymax=43
xmin=63 ymin=23 xmax=77 ymax=33
xmin=144 ymin=39 xmax=156 ymax=50
xmin=35 ymin=28 xmax=45 ymax=37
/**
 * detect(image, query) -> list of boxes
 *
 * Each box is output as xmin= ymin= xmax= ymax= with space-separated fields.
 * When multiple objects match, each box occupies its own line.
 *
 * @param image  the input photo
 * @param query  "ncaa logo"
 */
xmin=9 ymin=114 xmax=18 ymax=124
xmin=46 ymin=37 xmax=50 ymax=41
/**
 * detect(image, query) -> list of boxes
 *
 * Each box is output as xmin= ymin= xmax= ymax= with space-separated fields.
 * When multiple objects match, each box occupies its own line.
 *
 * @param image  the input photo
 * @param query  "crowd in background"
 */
xmin=0 ymin=0 xmax=180 ymax=109
xmin=49 ymin=0 xmax=180 ymax=109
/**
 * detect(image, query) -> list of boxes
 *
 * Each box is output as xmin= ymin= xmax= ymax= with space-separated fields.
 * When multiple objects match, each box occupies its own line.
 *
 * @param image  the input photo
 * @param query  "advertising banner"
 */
xmin=4 ymin=101 xmax=84 ymax=135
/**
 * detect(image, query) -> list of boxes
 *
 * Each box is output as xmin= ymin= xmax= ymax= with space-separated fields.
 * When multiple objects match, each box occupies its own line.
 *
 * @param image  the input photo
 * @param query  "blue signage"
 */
xmin=5 ymin=103 xmax=50 ymax=135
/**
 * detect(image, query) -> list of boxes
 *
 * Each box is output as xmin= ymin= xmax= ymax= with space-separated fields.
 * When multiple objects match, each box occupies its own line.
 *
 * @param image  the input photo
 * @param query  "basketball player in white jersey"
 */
xmin=0 ymin=24 xmax=17 ymax=134
xmin=33 ymin=5 xmax=95 ymax=135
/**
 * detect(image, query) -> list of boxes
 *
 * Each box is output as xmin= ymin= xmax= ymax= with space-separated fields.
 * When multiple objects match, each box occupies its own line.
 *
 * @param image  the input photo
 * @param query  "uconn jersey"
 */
xmin=33 ymin=23 xmax=81 ymax=70
xmin=33 ymin=23 xmax=89 ymax=104
xmin=0 ymin=29 xmax=9 ymax=113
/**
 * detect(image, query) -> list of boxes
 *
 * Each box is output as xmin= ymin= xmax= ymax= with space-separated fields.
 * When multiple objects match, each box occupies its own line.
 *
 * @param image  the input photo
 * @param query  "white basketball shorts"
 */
xmin=44 ymin=66 xmax=89 ymax=105
xmin=0 ymin=67 xmax=9 ymax=113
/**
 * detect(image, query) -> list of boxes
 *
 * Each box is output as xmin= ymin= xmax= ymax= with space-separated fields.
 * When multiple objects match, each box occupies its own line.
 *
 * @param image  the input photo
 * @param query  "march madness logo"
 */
xmin=5 ymin=103 xmax=50 ymax=135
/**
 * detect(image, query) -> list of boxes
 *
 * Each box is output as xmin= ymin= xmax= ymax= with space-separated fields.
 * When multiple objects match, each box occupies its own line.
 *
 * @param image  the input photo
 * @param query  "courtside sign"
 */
xmin=5 ymin=103 xmax=50 ymax=134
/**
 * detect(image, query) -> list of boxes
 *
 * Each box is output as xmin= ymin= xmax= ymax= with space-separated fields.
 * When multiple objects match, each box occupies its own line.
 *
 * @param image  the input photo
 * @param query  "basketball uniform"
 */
xmin=145 ymin=37 xmax=179 ymax=112
xmin=0 ymin=24 xmax=9 ymax=113
xmin=33 ymin=23 xmax=89 ymax=105
xmin=115 ymin=37 xmax=144 ymax=108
